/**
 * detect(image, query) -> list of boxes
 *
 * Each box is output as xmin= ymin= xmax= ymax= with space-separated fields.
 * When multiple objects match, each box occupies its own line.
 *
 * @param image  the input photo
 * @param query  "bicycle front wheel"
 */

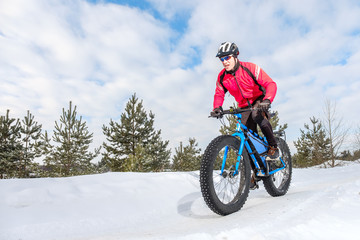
xmin=200 ymin=135 xmax=251 ymax=216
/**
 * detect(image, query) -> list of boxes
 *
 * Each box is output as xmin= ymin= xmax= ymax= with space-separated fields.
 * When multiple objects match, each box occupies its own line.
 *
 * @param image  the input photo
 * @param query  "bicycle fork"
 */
xmin=220 ymin=133 xmax=246 ymax=177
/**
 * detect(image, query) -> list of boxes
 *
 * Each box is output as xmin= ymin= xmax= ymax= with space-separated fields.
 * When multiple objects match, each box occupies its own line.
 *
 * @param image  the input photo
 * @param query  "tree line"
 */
xmin=293 ymin=99 xmax=360 ymax=168
xmin=0 ymin=93 xmax=201 ymax=178
xmin=1 ymin=95 xmax=359 ymax=178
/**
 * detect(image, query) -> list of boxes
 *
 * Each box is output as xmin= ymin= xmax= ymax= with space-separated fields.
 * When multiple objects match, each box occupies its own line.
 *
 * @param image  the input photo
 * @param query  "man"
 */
xmin=211 ymin=42 xmax=279 ymax=160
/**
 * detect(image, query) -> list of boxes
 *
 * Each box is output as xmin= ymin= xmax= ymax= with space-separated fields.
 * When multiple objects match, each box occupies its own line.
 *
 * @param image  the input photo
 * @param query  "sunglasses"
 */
xmin=220 ymin=56 xmax=231 ymax=62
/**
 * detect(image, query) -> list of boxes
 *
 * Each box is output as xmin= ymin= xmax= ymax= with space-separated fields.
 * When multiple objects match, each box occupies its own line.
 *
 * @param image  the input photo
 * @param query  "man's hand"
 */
xmin=210 ymin=107 xmax=223 ymax=118
xmin=258 ymin=99 xmax=271 ymax=111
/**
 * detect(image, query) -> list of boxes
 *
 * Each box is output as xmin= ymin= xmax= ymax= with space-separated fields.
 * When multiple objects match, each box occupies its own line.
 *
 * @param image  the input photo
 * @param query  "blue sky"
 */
xmin=1 ymin=0 xmax=360 ymax=158
xmin=87 ymin=0 xmax=191 ymax=34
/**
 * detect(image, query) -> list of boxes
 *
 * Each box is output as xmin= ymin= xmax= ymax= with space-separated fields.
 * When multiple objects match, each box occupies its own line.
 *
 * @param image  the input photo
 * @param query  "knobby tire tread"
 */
xmin=200 ymin=135 xmax=251 ymax=216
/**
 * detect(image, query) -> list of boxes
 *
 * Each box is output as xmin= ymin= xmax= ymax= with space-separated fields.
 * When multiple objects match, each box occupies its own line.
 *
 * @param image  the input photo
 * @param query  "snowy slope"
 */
xmin=1 ymin=162 xmax=360 ymax=240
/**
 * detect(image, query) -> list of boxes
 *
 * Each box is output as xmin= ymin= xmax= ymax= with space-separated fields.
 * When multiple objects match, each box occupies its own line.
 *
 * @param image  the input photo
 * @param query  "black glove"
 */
xmin=210 ymin=107 xmax=223 ymax=118
xmin=258 ymin=99 xmax=271 ymax=111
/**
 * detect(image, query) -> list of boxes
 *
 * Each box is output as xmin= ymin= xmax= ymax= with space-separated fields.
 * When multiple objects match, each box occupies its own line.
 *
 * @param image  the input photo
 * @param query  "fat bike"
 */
xmin=200 ymin=107 xmax=292 ymax=215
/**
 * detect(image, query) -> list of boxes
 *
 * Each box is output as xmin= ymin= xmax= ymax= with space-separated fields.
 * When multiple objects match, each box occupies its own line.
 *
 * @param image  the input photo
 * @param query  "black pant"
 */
xmin=240 ymin=100 xmax=277 ymax=148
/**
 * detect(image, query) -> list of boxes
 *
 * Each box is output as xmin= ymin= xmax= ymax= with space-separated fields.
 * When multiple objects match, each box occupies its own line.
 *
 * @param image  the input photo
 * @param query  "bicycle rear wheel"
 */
xmin=263 ymin=137 xmax=292 ymax=196
xmin=200 ymin=135 xmax=251 ymax=215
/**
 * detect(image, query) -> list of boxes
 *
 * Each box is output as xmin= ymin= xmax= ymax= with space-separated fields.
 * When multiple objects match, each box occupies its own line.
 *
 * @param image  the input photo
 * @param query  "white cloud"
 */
xmin=1 ymin=0 xmax=360 ymax=160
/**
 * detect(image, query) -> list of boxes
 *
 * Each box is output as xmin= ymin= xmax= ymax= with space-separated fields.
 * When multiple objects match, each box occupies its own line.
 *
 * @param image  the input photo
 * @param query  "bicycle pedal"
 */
xmin=250 ymin=183 xmax=259 ymax=190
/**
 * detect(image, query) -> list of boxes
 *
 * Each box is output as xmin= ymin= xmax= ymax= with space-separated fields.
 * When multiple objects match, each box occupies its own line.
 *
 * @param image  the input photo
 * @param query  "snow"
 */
xmin=1 ymin=162 xmax=360 ymax=240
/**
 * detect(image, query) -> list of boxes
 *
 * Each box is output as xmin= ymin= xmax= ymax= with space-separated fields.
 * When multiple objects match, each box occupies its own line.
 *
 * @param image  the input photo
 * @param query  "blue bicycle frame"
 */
xmin=221 ymin=112 xmax=285 ymax=177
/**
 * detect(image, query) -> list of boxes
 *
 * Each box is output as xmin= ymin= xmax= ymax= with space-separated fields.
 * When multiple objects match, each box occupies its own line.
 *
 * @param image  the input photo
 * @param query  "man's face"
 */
xmin=220 ymin=55 xmax=236 ymax=71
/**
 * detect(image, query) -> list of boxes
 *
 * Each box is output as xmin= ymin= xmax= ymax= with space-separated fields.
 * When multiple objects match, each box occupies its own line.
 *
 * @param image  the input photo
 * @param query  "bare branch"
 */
xmin=322 ymin=99 xmax=350 ymax=167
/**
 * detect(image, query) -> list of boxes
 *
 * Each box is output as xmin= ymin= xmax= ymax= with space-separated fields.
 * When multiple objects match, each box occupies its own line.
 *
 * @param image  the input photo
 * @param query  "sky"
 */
xmin=1 ymin=0 xmax=360 ymax=160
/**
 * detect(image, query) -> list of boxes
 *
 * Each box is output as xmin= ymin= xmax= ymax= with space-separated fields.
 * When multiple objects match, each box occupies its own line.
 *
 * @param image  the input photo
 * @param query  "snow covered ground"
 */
xmin=1 ymin=161 xmax=360 ymax=240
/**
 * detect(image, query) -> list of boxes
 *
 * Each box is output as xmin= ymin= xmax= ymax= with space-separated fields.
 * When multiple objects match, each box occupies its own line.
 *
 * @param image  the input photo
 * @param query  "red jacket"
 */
xmin=213 ymin=61 xmax=277 ymax=109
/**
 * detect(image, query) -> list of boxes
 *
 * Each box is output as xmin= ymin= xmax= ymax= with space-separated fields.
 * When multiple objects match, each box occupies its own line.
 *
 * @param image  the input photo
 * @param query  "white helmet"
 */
xmin=216 ymin=42 xmax=239 ymax=58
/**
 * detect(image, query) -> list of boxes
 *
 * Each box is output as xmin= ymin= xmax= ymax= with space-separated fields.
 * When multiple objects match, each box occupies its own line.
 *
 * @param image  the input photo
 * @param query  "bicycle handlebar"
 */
xmin=222 ymin=108 xmax=256 ymax=114
xmin=209 ymin=107 xmax=259 ymax=118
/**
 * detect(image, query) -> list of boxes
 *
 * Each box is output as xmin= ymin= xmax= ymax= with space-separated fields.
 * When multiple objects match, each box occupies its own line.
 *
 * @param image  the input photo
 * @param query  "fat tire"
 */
xmin=200 ymin=135 xmax=251 ymax=215
xmin=263 ymin=137 xmax=292 ymax=197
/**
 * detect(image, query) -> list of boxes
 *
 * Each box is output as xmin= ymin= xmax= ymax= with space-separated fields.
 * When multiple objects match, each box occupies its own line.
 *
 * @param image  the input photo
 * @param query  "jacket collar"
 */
xmin=225 ymin=59 xmax=240 ymax=75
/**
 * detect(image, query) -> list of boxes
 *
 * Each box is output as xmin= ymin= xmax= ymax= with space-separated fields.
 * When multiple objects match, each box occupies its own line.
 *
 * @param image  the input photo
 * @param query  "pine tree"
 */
xmin=172 ymin=138 xmax=202 ymax=171
xmin=19 ymin=110 xmax=42 ymax=178
xmin=45 ymin=101 xmax=100 ymax=177
xmin=38 ymin=130 xmax=54 ymax=176
xmin=269 ymin=110 xmax=288 ymax=132
xmin=353 ymin=149 xmax=360 ymax=161
xmin=102 ymin=93 xmax=170 ymax=172
xmin=339 ymin=150 xmax=352 ymax=160
xmin=143 ymin=126 xmax=171 ymax=172
xmin=293 ymin=117 xmax=331 ymax=167
xmin=0 ymin=110 xmax=22 ymax=178
xmin=127 ymin=144 xmax=147 ymax=172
